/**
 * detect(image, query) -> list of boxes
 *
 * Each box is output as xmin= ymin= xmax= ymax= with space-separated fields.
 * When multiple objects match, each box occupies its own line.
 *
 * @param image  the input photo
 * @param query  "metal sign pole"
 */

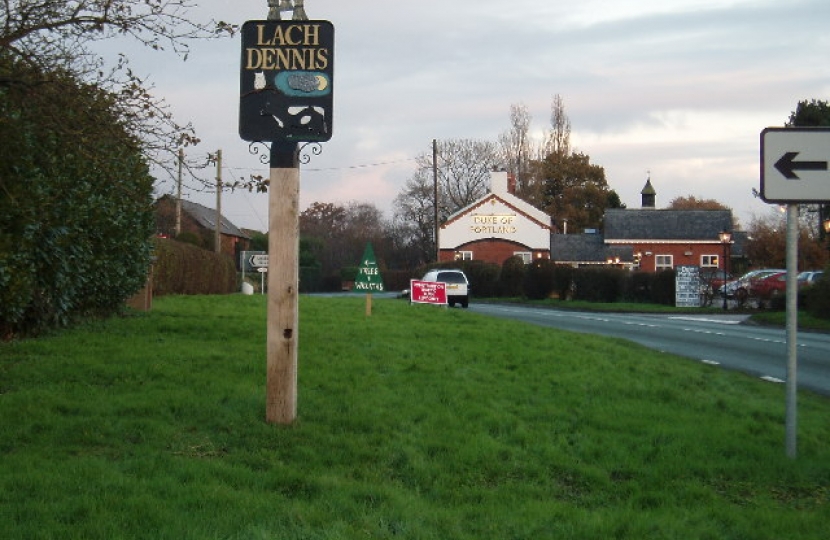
xmin=785 ymin=203 xmax=799 ymax=458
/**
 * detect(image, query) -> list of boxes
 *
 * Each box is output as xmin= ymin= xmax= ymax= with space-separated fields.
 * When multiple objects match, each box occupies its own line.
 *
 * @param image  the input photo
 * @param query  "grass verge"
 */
xmin=2 ymin=295 xmax=829 ymax=539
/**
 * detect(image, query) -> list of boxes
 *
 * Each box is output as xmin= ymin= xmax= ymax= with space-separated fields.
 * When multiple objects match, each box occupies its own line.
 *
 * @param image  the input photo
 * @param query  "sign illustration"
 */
xmin=239 ymin=20 xmax=334 ymax=142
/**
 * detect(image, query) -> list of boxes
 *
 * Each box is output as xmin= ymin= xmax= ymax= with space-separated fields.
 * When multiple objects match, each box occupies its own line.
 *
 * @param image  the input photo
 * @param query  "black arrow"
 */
xmin=774 ymin=151 xmax=828 ymax=179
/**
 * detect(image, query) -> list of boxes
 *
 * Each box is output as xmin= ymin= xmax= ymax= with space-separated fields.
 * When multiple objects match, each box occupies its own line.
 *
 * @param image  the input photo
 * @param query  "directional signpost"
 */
xmin=353 ymin=243 xmax=384 ymax=316
xmin=761 ymin=128 xmax=830 ymax=203
xmin=760 ymin=127 xmax=830 ymax=459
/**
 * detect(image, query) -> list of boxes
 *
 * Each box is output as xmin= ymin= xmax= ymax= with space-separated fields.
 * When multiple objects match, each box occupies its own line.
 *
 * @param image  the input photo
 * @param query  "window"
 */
xmin=513 ymin=252 xmax=532 ymax=264
xmin=701 ymin=255 xmax=719 ymax=268
xmin=455 ymin=251 xmax=473 ymax=261
xmin=655 ymin=254 xmax=673 ymax=270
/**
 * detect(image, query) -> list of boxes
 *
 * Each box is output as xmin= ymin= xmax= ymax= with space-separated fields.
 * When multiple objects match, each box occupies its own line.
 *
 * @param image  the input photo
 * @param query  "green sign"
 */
xmin=353 ymin=243 xmax=384 ymax=292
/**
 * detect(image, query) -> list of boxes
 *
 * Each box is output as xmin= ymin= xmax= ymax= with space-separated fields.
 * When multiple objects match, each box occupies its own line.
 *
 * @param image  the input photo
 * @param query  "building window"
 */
xmin=655 ymin=254 xmax=673 ymax=270
xmin=701 ymin=254 xmax=719 ymax=268
xmin=455 ymin=251 xmax=473 ymax=261
xmin=513 ymin=251 xmax=532 ymax=264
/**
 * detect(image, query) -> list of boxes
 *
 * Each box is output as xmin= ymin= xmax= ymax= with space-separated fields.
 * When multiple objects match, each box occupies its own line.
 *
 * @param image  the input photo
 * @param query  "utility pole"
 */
xmin=175 ymin=148 xmax=183 ymax=237
xmin=214 ymin=149 xmax=223 ymax=255
xmin=433 ymin=138 xmax=439 ymax=262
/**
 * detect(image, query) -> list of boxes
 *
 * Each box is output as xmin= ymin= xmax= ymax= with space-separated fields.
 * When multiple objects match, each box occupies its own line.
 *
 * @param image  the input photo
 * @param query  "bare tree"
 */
xmin=1 ymin=0 xmax=235 ymax=185
xmin=542 ymin=94 xmax=571 ymax=158
xmin=415 ymin=138 xmax=498 ymax=215
xmin=498 ymin=103 xmax=535 ymax=196
xmin=393 ymin=168 xmax=438 ymax=265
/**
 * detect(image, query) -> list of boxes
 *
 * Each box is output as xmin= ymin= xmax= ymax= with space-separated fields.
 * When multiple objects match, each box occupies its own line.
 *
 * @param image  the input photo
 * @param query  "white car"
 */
xmin=421 ymin=269 xmax=470 ymax=308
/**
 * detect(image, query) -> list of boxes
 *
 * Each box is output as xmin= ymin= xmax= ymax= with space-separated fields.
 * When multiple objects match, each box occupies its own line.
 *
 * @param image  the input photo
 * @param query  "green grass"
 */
xmin=2 ymin=295 xmax=830 ymax=539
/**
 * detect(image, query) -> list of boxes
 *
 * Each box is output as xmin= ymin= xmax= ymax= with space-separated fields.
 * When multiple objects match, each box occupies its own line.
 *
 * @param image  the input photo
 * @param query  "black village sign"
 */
xmin=239 ymin=20 xmax=334 ymax=143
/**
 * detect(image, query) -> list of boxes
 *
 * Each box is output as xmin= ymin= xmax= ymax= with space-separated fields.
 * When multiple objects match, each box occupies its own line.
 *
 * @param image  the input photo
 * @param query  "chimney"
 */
xmin=507 ymin=173 xmax=517 ymax=195
xmin=490 ymin=169 xmax=509 ymax=195
xmin=641 ymin=177 xmax=656 ymax=209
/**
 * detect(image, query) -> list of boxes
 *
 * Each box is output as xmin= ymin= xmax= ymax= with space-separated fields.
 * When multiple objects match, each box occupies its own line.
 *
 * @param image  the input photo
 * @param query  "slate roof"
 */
xmin=604 ymin=209 xmax=733 ymax=241
xmin=180 ymin=199 xmax=251 ymax=239
xmin=552 ymin=234 xmax=634 ymax=264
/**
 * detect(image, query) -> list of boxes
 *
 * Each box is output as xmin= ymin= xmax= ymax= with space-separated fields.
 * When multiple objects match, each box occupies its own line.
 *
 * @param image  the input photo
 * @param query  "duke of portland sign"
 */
xmin=239 ymin=20 xmax=334 ymax=143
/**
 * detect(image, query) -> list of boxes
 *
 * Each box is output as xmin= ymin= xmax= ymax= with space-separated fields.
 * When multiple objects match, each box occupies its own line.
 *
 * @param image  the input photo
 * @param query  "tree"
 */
xmin=787 ymin=99 xmax=830 ymax=246
xmin=787 ymin=99 xmax=830 ymax=127
xmin=418 ymin=138 xmax=498 ymax=215
xmin=1 ymin=0 xmax=235 ymax=184
xmin=532 ymin=152 xmax=617 ymax=233
xmin=498 ymin=103 xmax=535 ymax=197
xmin=0 ymin=0 xmax=234 ymax=336
xmin=299 ymin=201 xmax=391 ymax=286
xmin=745 ymin=211 xmax=828 ymax=270
xmin=542 ymin=94 xmax=571 ymax=158
xmin=392 ymin=168 xmax=438 ymax=265
xmin=668 ymin=195 xmax=730 ymax=211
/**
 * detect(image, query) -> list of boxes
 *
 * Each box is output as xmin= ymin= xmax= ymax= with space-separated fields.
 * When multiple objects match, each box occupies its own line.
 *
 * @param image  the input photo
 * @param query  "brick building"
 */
xmin=155 ymin=195 xmax=251 ymax=259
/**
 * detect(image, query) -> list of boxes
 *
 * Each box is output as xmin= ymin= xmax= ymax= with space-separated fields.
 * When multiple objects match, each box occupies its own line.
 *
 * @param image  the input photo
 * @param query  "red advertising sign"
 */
xmin=410 ymin=280 xmax=447 ymax=305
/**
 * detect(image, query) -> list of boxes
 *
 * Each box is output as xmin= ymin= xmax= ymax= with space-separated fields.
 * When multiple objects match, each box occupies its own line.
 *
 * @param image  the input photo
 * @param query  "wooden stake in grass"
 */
xmin=266 ymin=144 xmax=299 ymax=425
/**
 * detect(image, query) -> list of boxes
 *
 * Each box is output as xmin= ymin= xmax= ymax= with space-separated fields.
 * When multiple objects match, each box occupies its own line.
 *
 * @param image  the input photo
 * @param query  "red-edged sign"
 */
xmin=410 ymin=280 xmax=447 ymax=305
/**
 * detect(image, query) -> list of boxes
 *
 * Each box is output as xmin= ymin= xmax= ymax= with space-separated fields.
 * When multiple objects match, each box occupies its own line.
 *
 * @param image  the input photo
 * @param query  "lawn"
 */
xmin=1 ymin=295 xmax=829 ymax=539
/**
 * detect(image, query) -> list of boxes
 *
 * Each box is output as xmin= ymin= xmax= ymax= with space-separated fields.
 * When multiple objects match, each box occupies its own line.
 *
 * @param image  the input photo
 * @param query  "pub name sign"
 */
xmin=239 ymin=20 xmax=334 ymax=143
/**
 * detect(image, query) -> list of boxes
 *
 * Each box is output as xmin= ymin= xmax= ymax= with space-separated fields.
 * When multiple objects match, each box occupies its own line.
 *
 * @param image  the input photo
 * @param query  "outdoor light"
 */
xmin=719 ymin=230 xmax=732 ymax=311
xmin=824 ymin=218 xmax=830 ymax=235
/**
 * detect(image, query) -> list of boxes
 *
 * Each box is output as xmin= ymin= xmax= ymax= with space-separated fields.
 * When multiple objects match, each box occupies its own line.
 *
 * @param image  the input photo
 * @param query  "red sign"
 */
xmin=410 ymin=280 xmax=447 ymax=305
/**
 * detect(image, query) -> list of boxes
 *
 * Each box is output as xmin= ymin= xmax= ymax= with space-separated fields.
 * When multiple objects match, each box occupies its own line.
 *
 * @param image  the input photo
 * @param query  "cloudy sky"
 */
xmin=129 ymin=0 xmax=830 ymax=232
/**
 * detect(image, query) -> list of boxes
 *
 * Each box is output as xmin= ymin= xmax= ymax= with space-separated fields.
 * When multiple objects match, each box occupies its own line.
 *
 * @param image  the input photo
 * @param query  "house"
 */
xmin=155 ymin=195 xmax=251 ymax=258
xmin=552 ymin=180 xmax=744 ymax=273
xmin=439 ymin=170 xmax=553 ymax=264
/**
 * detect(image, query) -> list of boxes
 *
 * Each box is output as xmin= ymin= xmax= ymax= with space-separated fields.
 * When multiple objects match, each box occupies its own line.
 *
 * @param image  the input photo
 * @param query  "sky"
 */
xmin=123 ymin=0 xmax=830 ymax=233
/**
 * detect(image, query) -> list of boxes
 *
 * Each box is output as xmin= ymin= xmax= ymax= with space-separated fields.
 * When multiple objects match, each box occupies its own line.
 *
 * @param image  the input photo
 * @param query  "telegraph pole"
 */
xmin=433 ymin=138 xmax=439 ymax=262
xmin=214 ymin=149 xmax=223 ymax=254
xmin=175 ymin=148 xmax=183 ymax=237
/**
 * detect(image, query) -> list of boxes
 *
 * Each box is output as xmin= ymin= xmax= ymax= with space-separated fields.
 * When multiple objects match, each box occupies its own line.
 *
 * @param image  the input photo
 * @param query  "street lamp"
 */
xmin=719 ymin=230 xmax=732 ymax=310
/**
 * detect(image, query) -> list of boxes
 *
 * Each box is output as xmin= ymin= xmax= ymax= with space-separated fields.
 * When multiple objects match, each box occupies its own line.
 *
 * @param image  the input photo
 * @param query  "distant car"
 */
xmin=797 ymin=271 xmax=824 ymax=287
xmin=749 ymin=271 xmax=787 ymax=300
xmin=421 ymin=269 xmax=470 ymax=308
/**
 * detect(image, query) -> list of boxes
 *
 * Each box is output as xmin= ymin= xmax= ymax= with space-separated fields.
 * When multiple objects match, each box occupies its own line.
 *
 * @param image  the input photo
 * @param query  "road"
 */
xmin=468 ymin=303 xmax=830 ymax=397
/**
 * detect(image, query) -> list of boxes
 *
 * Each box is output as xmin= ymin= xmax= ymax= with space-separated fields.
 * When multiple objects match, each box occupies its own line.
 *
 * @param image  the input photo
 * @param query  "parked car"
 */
xmin=723 ymin=269 xmax=785 ymax=300
xmin=700 ymin=269 xmax=732 ymax=294
xmin=749 ymin=271 xmax=787 ymax=300
xmin=421 ymin=269 xmax=470 ymax=308
xmin=797 ymin=271 xmax=824 ymax=287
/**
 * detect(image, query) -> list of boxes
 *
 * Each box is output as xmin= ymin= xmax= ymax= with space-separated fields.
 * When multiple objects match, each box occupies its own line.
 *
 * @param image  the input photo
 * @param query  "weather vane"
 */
xmin=268 ymin=0 xmax=308 ymax=21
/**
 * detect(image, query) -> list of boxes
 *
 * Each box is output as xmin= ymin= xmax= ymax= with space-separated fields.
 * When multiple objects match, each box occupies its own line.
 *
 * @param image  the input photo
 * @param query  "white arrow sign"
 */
xmin=761 ymin=127 xmax=830 ymax=203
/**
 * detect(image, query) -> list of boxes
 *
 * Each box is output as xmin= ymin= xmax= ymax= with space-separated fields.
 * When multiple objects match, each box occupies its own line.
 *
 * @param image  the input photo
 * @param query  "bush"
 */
xmin=806 ymin=274 xmax=830 ymax=319
xmin=523 ymin=259 xmax=557 ymax=300
xmin=0 ymin=59 xmax=154 ymax=338
xmin=572 ymin=268 xmax=627 ymax=303
xmin=153 ymin=238 xmax=237 ymax=296
xmin=552 ymin=265 xmax=575 ymax=300
xmin=499 ymin=256 xmax=526 ymax=297
xmin=651 ymin=270 xmax=677 ymax=306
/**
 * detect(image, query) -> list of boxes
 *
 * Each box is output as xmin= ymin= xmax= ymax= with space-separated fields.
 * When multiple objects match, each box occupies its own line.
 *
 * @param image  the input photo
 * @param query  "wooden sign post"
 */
xmin=239 ymin=7 xmax=334 ymax=425
xmin=266 ymin=144 xmax=299 ymax=424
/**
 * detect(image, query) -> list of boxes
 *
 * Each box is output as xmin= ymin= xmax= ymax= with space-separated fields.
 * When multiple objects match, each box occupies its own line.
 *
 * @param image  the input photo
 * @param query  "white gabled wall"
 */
xmin=440 ymin=172 xmax=552 ymax=251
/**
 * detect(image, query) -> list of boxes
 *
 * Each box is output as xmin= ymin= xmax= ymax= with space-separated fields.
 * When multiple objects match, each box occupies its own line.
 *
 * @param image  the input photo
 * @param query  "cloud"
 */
xmin=107 ymin=0 xmax=830 ymax=232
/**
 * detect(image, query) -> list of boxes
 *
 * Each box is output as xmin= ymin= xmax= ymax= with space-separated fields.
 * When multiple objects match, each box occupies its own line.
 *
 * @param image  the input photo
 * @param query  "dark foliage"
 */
xmin=1 ymin=59 xmax=154 ymax=338
xmin=498 ymin=255 xmax=526 ymax=297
